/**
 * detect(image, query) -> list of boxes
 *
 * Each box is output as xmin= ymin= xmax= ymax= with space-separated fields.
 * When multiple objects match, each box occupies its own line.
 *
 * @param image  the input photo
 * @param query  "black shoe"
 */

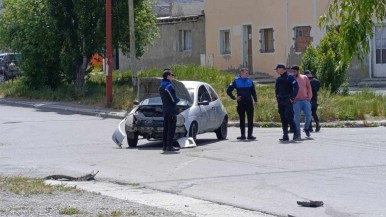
xmin=309 ymin=128 xmax=314 ymax=133
xmin=165 ymin=145 xmax=180 ymax=152
xmin=315 ymin=123 xmax=321 ymax=132
xmin=237 ymin=135 xmax=246 ymax=140
xmin=279 ymin=135 xmax=289 ymax=141
xmin=247 ymin=135 xmax=256 ymax=140
xmin=304 ymin=129 xmax=311 ymax=137
xmin=293 ymin=134 xmax=301 ymax=140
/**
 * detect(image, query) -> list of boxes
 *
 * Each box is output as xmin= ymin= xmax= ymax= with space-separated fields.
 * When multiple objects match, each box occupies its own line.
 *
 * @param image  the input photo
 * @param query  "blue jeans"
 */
xmin=293 ymin=100 xmax=311 ymax=136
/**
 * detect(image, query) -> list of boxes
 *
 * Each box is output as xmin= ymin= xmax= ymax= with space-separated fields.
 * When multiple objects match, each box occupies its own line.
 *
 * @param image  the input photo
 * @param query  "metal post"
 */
xmin=106 ymin=0 xmax=113 ymax=107
xmin=129 ymin=0 xmax=136 ymax=91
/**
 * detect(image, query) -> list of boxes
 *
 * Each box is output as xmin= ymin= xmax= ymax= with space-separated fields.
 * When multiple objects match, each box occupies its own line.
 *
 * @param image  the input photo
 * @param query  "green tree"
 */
xmin=319 ymin=0 xmax=386 ymax=64
xmin=0 ymin=0 xmax=158 ymax=90
xmin=317 ymin=28 xmax=348 ymax=93
xmin=300 ymin=44 xmax=318 ymax=76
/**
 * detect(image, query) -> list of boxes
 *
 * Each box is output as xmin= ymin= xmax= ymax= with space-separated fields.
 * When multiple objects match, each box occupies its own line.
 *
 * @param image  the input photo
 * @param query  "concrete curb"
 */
xmin=1 ymin=97 xmax=385 ymax=127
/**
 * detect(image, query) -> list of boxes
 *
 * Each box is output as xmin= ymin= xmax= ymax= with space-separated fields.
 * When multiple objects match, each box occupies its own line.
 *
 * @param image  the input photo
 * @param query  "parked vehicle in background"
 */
xmin=113 ymin=77 xmax=228 ymax=147
xmin=0 ymin=53 xmax=22 ymax=82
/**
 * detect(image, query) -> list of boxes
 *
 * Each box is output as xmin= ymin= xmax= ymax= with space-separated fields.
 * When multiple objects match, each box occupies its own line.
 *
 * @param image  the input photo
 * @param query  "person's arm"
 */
xmin=291 ymin=78 xmax=299 ymax=100
xmin=226 ymin=81 xmax=236 ymax=100
xmin=166 ymin=85 xmax=180 ymax=103
xmin=251 ymin=81 xmax=258 ymax=103
xmin=306 ymin=78 xmax=313 ymax=101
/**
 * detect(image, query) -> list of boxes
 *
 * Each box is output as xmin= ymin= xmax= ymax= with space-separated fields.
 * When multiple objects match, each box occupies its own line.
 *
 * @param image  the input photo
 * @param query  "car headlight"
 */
xmin=176 ymin=114 xmax=185 ymax=127
xmin=126 ymin=114 xmax=135 ymax=128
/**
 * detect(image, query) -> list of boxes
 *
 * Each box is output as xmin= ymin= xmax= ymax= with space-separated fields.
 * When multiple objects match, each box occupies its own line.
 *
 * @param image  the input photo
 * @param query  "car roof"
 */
xmin=180 ymin=80 xmax=209 ymax=89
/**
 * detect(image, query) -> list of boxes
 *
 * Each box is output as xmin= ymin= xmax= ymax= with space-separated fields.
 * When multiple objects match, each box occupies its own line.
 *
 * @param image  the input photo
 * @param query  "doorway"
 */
xmin=242 ymin=25 xmax=253 ymax=72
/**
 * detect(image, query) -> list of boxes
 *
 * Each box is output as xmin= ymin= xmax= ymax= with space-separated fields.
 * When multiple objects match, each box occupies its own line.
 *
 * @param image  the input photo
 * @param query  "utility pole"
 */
xmin=106 ymin=0 xmax=113 ymax=107
xmin=129 ymin=0 xmax=136 ymax=91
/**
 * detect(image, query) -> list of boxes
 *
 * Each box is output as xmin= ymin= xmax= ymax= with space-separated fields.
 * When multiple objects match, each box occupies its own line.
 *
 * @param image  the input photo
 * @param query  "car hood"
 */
xmin=138 ymin=77 xmax=192 ymax=104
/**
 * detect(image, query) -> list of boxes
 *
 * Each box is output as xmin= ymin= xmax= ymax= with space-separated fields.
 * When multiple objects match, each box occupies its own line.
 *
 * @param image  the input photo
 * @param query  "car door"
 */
xmin=197 ymin=85 xmax=215 ymax=132
xmin=206 ymin=84 xmax=222 ymax=129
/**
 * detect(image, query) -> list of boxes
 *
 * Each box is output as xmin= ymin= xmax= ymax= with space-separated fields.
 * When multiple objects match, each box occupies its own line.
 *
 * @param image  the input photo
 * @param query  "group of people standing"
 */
xmin=227 ymin=64 xmax=320 ymax=141
xmin=159 ymin=65 xmax=321 ymax=153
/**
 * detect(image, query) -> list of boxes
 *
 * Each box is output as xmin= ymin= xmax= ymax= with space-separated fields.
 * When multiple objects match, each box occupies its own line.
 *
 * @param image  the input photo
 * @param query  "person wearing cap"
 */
xmin=226 ymin=67 xmax=258 ymax=140
xmin=159 ymin=68 xmax=180 ymax=152
xmin=274 ymin=64 xmax=299 ymax=141
xmin=291 ymin=66 xmax=313 ymax=139
xmin=304 ymin=70 xmax=321 ymax=132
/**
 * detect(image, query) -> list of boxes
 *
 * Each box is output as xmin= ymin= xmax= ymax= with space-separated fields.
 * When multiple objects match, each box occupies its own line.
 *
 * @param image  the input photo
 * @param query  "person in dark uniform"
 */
xmin=226 ymin=68 xmax=258 ymax=140
xmin=274 ymin=64 xmax=299 ymax=141
xmin=159 ymin=68 xmax=180 ymax=152
xmin=304 ymin=70 xmax=321 ymax=132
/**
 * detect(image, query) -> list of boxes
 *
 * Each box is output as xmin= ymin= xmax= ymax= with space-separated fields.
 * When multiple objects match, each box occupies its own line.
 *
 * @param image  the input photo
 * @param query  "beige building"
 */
xmin=204 ymin=0 xmax=386 ymax=83
xmin=204 ymin=0 xmax=329 ymax=77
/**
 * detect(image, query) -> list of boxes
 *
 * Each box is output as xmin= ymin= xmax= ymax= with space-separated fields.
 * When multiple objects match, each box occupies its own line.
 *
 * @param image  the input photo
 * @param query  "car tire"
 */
xmin=215 ymin=117 xmax=228 ymax=140
xmin=127 ymin=133 xmax=138 ymax=147
xmin=188 ymin=122 xmax=198 ymax=141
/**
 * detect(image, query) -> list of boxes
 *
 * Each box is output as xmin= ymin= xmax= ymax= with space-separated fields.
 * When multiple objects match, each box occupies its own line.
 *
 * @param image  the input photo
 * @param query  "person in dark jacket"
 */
xmin=159 ymin=68 xmax=180 ymax=152
xmin=304 ymin=70 xmax=321 ymax=132
xmin=226 ymin=68 xmax=258 ymax=140
xmin=274 ymin=64 xmax=299 ymax=141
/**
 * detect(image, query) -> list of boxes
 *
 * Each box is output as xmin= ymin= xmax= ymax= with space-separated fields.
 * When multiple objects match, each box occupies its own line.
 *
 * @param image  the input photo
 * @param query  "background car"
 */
xmin=122 ymin=77 xmax=228 ymax=147
xmin=0 ymin=53 xmax=22 ymax=82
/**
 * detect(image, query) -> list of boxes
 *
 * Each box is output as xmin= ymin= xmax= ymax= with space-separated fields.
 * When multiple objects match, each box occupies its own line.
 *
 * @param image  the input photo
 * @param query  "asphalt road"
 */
xmin=1 ymin=104 xmax=386 ymax=217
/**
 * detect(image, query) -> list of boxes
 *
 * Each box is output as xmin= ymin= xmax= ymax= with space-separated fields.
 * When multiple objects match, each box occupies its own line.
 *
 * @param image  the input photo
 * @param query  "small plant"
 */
xmin=59 ymin=207 xmax=82 ymax=215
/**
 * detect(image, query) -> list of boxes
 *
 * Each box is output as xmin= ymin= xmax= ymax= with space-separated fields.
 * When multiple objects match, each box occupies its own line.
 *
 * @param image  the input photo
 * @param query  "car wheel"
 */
xmin=188 ymin=122 xmax=198 ymax=141
xmin=215 ymin=117 xmax=228 ymax=140
xmin=127 ymin=133 xmax=138 ymax=147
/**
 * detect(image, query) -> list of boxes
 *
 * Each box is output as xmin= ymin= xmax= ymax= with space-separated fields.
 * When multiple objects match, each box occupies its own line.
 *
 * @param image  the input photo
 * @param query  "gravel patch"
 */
xmin=0 ymin=189 xmax=196 ymax=217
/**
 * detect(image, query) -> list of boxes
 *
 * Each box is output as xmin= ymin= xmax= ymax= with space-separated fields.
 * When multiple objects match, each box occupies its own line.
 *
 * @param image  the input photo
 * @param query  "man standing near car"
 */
xmin=291 ymin=66 xmax=313 ymax=139
xmin=275 ymin=64 xmax=299 ymax=141
xmin=226 ymin=67 xmax=258 ymax=140
xmin=159 ymin=68 xmax=180 ymax=152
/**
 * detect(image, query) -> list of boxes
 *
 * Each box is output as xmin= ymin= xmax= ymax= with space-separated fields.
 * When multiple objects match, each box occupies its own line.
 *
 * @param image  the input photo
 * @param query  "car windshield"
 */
xmin=140 ymin=97 xmax=190 ymax=106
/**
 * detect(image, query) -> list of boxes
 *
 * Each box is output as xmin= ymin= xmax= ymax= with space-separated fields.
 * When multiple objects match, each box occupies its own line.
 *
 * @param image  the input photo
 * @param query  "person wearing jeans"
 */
xmin=291 ymin=66 xmax=313 ymax=139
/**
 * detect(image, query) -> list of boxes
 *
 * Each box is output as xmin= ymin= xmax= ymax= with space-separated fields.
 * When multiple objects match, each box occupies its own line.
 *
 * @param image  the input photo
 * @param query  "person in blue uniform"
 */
xmin=274 ymin=64 xmax=300 ymax=141
xmin=159 ymin=68 xmax=180 ymax=152
xmin=226 ymin=68 xmax=258 ymax=140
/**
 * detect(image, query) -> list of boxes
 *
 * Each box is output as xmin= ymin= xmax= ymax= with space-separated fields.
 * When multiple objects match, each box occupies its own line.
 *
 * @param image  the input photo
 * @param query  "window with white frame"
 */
xmin=259 ymin=28 xmax=274 ymax=53
xmin=220 ymin=29 xmax=231 ymax=54
xmin=293 ymin=26 xmax=312 ymax=52
xmin=179 ymin=30 xmax=192 ymax=51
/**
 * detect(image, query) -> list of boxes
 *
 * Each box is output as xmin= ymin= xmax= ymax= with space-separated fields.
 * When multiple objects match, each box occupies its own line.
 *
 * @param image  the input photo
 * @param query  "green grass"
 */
xmin=0 ymin=175 xmax=76 ymax=196
xmin=1 ymin=64 xmax=386 ymax=122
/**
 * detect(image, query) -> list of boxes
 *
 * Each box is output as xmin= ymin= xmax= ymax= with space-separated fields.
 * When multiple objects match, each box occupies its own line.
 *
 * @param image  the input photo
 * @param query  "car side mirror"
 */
xmin=133 ymin=100 xmax=140 ymax=105
xmin=198 ymin=100 xmax=209 ymax=106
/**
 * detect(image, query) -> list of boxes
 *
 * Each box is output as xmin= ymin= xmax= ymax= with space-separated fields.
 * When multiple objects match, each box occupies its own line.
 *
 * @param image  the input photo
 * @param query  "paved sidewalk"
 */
xmin=1 ymin=97 xmax=385 ymax=127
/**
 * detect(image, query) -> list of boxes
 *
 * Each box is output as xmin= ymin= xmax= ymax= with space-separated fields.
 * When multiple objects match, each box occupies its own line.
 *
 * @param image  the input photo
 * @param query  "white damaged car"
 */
xmin=112 ymin=77 xmax=228 ymax=147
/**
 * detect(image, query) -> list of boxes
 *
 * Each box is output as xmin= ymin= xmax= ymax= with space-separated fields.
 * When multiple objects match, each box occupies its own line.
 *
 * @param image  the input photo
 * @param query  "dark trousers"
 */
xmin=163 ymin=113 xmax=177 ymax=146
xmin=310 ymin=104 xmax=319 ymax=129
xmin=278 ymin=99 xmax=297 ymax=136
xmin=237 ymin=103 xmax=254 ymax=136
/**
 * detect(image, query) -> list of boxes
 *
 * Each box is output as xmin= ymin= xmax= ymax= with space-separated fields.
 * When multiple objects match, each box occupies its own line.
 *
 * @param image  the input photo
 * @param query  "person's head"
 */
xmin=274 ymin=64 xmax=286 ymax=75
xmin=239 ymin=67 xmax=249 ymax=78
xmin=303 ymin=69 xmax=312 ymax=78
xmin=162 ymin=68 xmax=174 ymax=81
xmin=291 ymin=65 xmax=300 ymax=77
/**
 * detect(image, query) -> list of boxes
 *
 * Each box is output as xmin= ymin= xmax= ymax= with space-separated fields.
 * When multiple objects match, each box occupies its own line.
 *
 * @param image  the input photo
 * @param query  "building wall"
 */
xmin=205 ymin=0 xmax=330 ymax=76
xmin=119 ymin=15 xmax=205 ymax=71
